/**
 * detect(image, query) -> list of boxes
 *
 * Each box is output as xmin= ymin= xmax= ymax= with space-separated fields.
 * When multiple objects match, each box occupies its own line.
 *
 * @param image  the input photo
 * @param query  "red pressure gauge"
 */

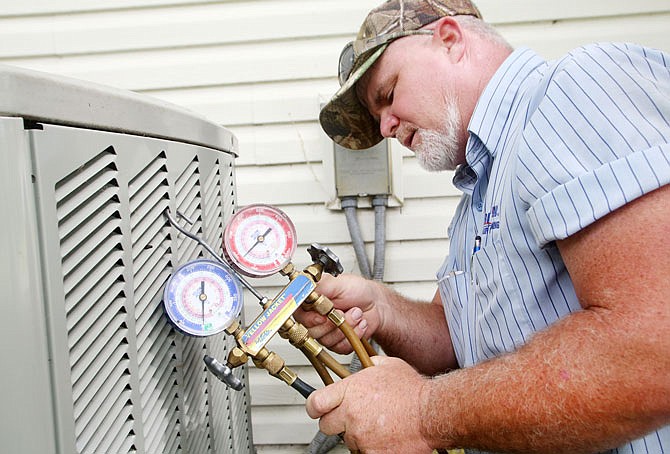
xmin=223 ymin=204 xmax=297 ymax=278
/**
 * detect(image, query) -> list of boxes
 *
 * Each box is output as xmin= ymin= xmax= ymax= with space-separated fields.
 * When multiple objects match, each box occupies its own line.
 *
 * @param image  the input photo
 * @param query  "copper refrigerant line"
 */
xmin=164 ymin=209 xmax=375 ymax=399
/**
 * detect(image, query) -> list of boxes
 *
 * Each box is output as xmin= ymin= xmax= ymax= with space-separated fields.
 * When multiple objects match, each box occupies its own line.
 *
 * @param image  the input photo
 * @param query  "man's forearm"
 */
xmin=420 ymin=307 xmax=670 ymax=453
xmin=374 ymin=284 xmax=458 ymax=375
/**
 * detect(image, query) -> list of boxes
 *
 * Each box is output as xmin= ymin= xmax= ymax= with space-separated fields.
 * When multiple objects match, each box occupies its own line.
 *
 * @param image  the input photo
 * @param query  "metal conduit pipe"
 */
xmin=372 ymin=195 xmax=388 ymax=282
xmin=345 ymin=195 xmax=386 ymax=380
xmin=341 ymin=196 xmax=372 ymax=280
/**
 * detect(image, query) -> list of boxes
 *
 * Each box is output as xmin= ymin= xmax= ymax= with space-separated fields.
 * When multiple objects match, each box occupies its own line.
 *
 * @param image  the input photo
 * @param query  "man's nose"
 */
xmin=379 ymin=110 xmax=399 ymax=138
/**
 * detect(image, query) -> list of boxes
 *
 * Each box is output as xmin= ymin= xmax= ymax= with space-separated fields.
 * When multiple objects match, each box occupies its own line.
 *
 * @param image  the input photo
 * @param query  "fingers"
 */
xmin=293 ymin=308 xmax=345 ymax=348
xmin=314 ymin=330 xmax=349 ymax=354
xmin=308 ymin=308 xmax=370 ymax=354
xmin=350 ymin=310 xmax=369 ymax=339
xmin=307 ymin=382 xmax=358 ymax=445
xmin=306 ymin=380 xmax=347 ymax=420
xmin=314 ymin=272 xmax=340 ymax=298
xmin=305 ymin=356 xmax=428 ymax=453
xmin=293 ymin=307 xmax=326 ymax=328
xmin=306 ymin=356 xmax=394 ymax=423
xmin=316 ymin=273 xmax=371 ymax=312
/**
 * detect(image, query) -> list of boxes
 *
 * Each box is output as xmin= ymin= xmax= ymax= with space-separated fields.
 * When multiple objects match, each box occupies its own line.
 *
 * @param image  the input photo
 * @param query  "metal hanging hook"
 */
xmin=163 ymin=208 xmax=265 ymax=302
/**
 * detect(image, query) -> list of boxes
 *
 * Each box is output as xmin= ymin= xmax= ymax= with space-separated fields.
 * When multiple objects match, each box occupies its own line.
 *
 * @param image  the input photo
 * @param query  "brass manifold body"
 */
xmin=224 ymin=259 xmax=374 ymax=391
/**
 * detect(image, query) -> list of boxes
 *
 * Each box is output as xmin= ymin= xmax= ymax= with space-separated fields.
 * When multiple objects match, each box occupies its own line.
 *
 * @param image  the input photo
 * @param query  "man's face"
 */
xmin=356 ymin=35 xmax=466 ymax=171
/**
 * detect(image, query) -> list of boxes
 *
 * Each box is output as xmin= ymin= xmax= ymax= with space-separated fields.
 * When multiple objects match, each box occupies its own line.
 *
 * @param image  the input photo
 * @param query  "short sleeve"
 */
xmin=515 ymin=43 xmax=670 ymax=247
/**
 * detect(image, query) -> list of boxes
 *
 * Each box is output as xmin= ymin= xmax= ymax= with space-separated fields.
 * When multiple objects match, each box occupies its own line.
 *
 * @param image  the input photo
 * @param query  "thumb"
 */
xmin=371 ymin=355 xmax=392 ymax=367
xmin=305 ymin=380 xmax=348 ymax=419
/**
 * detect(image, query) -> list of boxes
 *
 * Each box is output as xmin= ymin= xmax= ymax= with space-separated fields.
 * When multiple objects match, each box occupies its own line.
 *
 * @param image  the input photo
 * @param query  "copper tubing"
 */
xmin=303 ymin=348 xmax=334 ymax=385
xmin=339 ymin=321 xmax=374 ymax=368
xmin=317 ymin=350 xmax=351 ymax=379
xmin=361 ymin=338 xmax=377 ymax=357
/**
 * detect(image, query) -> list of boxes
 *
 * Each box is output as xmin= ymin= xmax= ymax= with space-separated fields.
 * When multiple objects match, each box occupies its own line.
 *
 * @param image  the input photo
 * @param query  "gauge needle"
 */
xmin=244 ymin=227 xmax=272 ymax=257
xmin=199 ymin=280 xmax=207 ymax=327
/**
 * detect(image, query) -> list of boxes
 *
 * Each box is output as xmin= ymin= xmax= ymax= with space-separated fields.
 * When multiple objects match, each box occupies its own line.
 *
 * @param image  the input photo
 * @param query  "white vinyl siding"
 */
xmin=2 ymin=0 xmax=668 ymax=451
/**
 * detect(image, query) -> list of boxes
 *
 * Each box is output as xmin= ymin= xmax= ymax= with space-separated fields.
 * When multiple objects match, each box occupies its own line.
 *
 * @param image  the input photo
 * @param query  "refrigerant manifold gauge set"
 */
xmin=162 ymin=204 xmax=375 ymax=397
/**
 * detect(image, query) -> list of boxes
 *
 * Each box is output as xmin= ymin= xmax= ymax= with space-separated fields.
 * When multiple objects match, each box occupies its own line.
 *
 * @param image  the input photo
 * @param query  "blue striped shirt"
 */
xmin=436 ymin=44 xmax=670 ymax=454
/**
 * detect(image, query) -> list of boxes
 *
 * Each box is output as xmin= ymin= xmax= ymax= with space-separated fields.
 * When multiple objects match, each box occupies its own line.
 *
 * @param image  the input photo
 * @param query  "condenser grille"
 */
xmin=172 ymin=156 xmax=214 ymax=453
xmin=178 ymin=338 xmax=212 ymax=453
xmin=203 ymin=158 xmax=224 ymax=253
xmin=175 ymin=158 xmax=203 ymax=263
xmin=56 ymin=146 xmax=137 ymax=454
xmin=223 ymin=161 xmax=236 ymax=219
xmin=128 ymin=151 xmax=182 ymax=454
xmin=30 ymin=122 xmax=250 ymax=454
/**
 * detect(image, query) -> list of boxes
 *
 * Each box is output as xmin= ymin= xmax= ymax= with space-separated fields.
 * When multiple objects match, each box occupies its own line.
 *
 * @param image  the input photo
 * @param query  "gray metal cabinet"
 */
xmin=0 ymin=64 xmax=253 ymax=454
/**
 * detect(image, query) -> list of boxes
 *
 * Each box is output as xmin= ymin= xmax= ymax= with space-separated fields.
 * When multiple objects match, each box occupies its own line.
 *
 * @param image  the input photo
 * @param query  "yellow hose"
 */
xmin=302 ymin=348 xmax=334 ymax=385
xmin=361 ymin=338 xmax=377 ymax=357
xmin=317 ymin=350 xmax=351 ymax=379
xmin=339 ymin=321 xmax=374 ymax=368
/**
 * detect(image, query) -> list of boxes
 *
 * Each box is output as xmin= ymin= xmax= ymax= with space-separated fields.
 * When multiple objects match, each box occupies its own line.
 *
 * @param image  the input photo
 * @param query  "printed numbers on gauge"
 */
xmin=163 ymin=260 xmax=242 ymax=337
xmin=223 ymin=204 xmax=297 ymax=278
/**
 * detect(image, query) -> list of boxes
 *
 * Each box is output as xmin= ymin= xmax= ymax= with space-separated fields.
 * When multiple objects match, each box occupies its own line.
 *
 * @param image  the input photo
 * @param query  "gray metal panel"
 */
xmin=202 ymin=155 xmax=253 ymax=453
xmin=28 ymin=123 xmax=252 ymax=454
xmin=0 ymin=117 xmax=59 ymax=453
xmin=0 ymin=64 xmax=237 ymax=155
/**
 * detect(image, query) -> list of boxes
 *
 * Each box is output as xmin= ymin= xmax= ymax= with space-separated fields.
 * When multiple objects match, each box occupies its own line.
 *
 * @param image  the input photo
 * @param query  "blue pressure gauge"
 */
xmin=163 ymin=259 xmax=243 ymax=337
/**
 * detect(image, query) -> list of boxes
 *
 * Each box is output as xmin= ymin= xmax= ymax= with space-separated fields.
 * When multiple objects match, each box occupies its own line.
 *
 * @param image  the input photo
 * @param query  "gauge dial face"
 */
xmin=223 ymin=204 xmax=297 ymax=277
xmin=163 ymin=260 xmax=242 ymax=336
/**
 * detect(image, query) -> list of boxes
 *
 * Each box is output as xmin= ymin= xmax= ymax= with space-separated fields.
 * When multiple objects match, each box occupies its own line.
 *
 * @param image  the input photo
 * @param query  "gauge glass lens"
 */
xmin=163 ymin=259 xmax=242 ymax=336
xmin=223 ymin=204 xmax=297 ymax=277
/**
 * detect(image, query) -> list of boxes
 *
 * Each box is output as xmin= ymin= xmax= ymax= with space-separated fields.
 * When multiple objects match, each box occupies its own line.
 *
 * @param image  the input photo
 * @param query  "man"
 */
xmin=296 ymin=0 xmax=670 ymax=453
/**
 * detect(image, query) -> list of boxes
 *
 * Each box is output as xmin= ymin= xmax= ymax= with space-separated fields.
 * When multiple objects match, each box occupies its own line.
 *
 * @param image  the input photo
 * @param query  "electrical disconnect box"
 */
xmin=0 ymin=64 xmax=253 ymax=454
xmin=326 ymin=139 xmax=403 ymax=209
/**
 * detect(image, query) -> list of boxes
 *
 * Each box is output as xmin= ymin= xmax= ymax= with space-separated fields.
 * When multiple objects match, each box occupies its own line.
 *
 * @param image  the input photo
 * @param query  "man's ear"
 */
xmin=431 ymin=16 xmax=465 ymax=62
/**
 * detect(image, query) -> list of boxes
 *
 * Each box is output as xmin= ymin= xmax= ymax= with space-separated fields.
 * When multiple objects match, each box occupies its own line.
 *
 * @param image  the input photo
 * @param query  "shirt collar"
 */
xmin=453 ymin=48 xmax=546 ymax=191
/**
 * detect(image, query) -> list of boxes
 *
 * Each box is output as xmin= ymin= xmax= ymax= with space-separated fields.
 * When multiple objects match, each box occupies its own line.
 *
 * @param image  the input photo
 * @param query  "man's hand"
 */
xmin=306 ymin=355 xmax=434 ymax=453
xmin=294 ymin=273 xmax=383 ymax=354
xmin=296 ymin=272 xmax=458 ymax=374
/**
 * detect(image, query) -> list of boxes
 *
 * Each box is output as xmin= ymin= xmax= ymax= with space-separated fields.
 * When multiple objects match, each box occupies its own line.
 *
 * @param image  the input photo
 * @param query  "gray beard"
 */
xmin=414 ymin=100 xmax=461 ymax=172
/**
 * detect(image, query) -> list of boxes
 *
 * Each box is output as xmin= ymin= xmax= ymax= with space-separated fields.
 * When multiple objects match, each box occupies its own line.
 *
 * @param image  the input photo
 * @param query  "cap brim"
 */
xmin=319 ymin=45 xmax=387 ymax=150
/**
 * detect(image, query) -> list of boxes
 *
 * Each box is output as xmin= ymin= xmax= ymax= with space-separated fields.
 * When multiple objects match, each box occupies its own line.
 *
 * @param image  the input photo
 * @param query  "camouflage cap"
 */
xmin=320 ymin=0 xmax=482 ymax=150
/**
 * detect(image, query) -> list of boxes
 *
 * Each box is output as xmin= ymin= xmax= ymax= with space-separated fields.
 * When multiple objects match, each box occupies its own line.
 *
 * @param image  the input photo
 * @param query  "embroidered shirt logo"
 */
xmin=482 ymin=205 xmax=500 ymax=235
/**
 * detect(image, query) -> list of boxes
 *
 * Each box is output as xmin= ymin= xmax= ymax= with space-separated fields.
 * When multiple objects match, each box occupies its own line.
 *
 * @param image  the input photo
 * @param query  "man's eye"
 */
xmin=387 ymin=89 xmax=394 ymax=103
